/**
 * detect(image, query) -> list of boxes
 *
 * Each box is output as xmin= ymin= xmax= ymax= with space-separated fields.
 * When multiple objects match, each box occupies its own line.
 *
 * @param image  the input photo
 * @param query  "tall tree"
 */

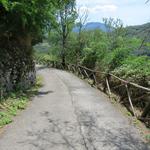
xmin=103 ymin=18 xmax=126 ymax=50
xmin=75 ymin=8 xmax=88 ymax=64
xmin=0 ymin=0 xmax=57 ymax=94
xmin=55 ymin=0 xmax=77 ymax=66
xmin=0 ymin=0 xmax=57 ymax=48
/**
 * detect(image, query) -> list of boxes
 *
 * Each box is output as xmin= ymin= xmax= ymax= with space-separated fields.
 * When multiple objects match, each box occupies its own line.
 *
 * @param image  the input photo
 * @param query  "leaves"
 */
xmin=0 ymin=0 xmax=58 ymax=37
xmin=113 ymin=56 xmax=150 ymax=85
xmin=0 ymin=0 xmax=9 ymax=10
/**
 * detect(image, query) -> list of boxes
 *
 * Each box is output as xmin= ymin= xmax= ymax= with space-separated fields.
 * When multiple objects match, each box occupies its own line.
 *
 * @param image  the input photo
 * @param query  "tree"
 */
xmin=0 ymin=0 xmax=58 ymax=94
xmin=0 ymin=0 xmax=57 ymax=48
xmin=75 ymin=8 xmax=88 ymax=64
xmin=103 ymin=18 xmax=126 ymax=50
xmin=54 ymin=0 xmax=77 ymax=66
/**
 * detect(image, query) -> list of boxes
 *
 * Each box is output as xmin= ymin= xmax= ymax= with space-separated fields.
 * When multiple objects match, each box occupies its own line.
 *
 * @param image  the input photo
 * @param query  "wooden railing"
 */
xmin=49 ymin=61 xmax=150 ymax=123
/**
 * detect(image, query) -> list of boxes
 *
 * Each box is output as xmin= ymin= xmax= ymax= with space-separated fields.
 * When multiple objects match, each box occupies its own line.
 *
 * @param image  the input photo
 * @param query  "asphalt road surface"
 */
xmin=0 ymin=66 xmax=149 ymax=150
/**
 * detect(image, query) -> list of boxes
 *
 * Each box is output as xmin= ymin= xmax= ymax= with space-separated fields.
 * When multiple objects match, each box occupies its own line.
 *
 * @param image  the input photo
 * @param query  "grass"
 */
xmin=145 ymin=134 xmax=150 ymax=143
xmin=0 ymin=76 xmax=43 ymax=128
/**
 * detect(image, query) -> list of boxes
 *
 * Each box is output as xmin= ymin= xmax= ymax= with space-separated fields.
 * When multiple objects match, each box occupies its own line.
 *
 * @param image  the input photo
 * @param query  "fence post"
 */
xmin=83 ymin=69 xmax=89 ymax=79
xmin=67 ymin=65 xmax=70 ymax=71
xmin=125 ymin=84 xmax=136 ymax=117
xmin=78 ymin=67 xmax=83 ymax=77
xmin=92 ymin=72 xmax=97 ymax=86
xmin=72 ymin=65 xmax=76 ymax=73
xmin=106 ymin=75 xmax=112 ymax=98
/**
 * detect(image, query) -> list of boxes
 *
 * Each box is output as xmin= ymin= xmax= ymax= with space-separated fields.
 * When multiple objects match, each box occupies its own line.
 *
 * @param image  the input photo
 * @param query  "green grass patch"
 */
xmin=145 ymin=134 xmax=150 ymax=143
xmin=0 ymin=76 xmax=43 ymax=128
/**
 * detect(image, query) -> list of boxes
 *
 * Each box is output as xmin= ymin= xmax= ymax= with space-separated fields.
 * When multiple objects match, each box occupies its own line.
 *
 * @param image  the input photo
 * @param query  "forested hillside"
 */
xmin=126 ymin=23 xmax=150 ymax=42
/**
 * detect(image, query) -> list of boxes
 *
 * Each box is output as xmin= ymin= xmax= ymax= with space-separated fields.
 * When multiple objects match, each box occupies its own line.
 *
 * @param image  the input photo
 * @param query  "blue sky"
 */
xmin=76 ymin=0 xmax=150 ymax=26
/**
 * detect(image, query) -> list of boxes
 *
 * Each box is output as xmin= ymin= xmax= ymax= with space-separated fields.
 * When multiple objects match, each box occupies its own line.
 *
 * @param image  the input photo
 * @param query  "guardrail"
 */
xmin=48 ymin=61 xmax=150 ymax=124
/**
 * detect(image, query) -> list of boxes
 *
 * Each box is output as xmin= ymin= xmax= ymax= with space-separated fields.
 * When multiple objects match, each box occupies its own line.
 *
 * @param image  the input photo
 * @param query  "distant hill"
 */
xmin=73 ymin=22 xmax=150 ymax=42
xmin=73 ymin=22 xmax=107 ymax=32
xmin=126 ymin=23 xmax=150 ymax=42
xmin=84 ymin=22 xmax=107 ymax=31
xmin=126 ymin=23 xmax=150 ymax=56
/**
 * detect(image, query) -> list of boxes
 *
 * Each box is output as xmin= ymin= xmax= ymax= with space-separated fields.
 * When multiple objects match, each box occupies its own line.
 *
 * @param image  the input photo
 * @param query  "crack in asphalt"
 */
xmin=19 ymin=112 xmax=81 ymax=150
xmin=55 ymin=72 xmax=98 ymax=150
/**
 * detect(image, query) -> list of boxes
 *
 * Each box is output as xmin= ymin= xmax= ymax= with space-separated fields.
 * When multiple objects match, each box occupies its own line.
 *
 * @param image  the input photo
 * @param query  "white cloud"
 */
xmin=77 ymin=0 xmax=114 ymax=6
xmin=77 ymin=0 xmax=150 ymax=25
xmin=80 ymin=4 xmax=118 ymax=14
xmin=91 ymin=5 xmax=118 ymax=13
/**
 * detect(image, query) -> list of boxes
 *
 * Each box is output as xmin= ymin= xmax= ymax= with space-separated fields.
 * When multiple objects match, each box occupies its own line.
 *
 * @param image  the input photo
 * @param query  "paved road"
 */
xmin=0 ymin=67 xmax=149 ymax=150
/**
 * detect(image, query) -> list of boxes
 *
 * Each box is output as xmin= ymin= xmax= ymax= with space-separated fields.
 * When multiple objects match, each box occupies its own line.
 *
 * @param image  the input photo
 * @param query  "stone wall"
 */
xmin=0 ymin=45 xmax=36 ymax=98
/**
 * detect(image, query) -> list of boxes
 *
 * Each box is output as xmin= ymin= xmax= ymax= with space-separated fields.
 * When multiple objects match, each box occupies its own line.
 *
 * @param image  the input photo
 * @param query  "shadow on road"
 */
xmin=37 ymin=91 xmax=54 ymax=97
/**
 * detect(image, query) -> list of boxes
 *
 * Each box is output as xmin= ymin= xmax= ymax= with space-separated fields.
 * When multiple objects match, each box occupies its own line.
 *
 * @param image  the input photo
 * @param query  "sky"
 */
xmin=76 ymin=0 xmax=150 ymax=26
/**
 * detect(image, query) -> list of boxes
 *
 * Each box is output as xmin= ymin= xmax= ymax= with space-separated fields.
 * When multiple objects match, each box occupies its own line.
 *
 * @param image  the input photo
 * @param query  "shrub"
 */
xmin=81 ymin=47 xmax=97 ymax=69
xmin=113 ymin=56 xmax=150 ymax=86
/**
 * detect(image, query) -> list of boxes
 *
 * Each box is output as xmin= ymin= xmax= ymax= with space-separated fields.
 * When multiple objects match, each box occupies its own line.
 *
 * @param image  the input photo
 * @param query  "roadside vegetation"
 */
xmin=0 ymin=76 xmax=43 ymax=128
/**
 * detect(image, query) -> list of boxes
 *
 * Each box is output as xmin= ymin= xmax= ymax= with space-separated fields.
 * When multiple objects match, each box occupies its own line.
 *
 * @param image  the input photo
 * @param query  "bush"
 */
xmin=109 ymin=47 xmax=134 ymax=70
xmin=81 ymin=47 xmax=97 ymax=69
xmin=113 ymin=56 xmax=150 ymax=86
xmin=35 ymin=53 xmax=57 ymax=65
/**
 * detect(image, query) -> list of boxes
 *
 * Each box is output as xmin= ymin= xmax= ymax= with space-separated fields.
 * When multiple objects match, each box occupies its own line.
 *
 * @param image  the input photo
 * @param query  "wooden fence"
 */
xmin=50 ymin=61 xmax=150 ymax=124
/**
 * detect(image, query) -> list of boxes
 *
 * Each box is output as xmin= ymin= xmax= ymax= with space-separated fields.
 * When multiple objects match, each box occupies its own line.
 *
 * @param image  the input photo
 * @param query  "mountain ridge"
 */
xmin=73 ymin=22 xmax=150 ymax=41
xmin=126 ymin=22 xmax=150 ymax=41
xmin=73 ymin=22 xmax=107 ymax=32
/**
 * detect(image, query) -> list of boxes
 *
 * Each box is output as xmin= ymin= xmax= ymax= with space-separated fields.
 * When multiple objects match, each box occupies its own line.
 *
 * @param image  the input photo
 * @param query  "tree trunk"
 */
xmin=61 ymin=32 xmax=66 ymax=68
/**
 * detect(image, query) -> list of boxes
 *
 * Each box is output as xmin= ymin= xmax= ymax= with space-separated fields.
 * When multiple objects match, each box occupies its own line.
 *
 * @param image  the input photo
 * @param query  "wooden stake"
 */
xmin=93 ymin=73 xmax=97 ymax=86
xmin=78 ymin=67 xmax=83 ymax=78
xmin=83 ymin=69 xmax=90 ymax=79
xmin=106 ymin=77 xmax=112 ymax=98
xmin=125 ymin=84 xmax=136 ymax=117
xmin=67 ymin=65 xmax=70 ymax=71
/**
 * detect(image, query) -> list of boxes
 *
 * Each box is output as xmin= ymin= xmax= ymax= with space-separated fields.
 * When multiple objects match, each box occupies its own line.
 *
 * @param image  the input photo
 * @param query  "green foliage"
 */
xmin=103 ymin=18 xmax=126 ymax=50
xmin=50 ymin=0 xmax=77 ymax=64
xmin=0 ymin=0 xmax=56 ymax=37
xmin=35 ymin=53 xmax=58 ymax=65
xmin=0 ymin=112 xmax=12 ymax=127
xmin=34 ymin=42 xmax=59 ymax=65
xmin=113 ymin=56 xmax=150 ymax=84
xmin=0 ymin=96 xmax=28 ymax=127
xmin=0 ymin=0 xmax=59 ymax=96
xmin=145 ymin=134 xmax=150 ymax=143
xmin=82 ymin=47 xmax=97 ymax=69
xmin=46 ymin=16 xmax=150 ymax=87
xmin=96 ymin=37 xmax=142 ymax=72
xmin=79 ymin=30 xmax=109 ymax=68
xmin=0 ymin=75 xmax=43 ymax=128
xmin=107 ymin=47 xmax=133 ymax=70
